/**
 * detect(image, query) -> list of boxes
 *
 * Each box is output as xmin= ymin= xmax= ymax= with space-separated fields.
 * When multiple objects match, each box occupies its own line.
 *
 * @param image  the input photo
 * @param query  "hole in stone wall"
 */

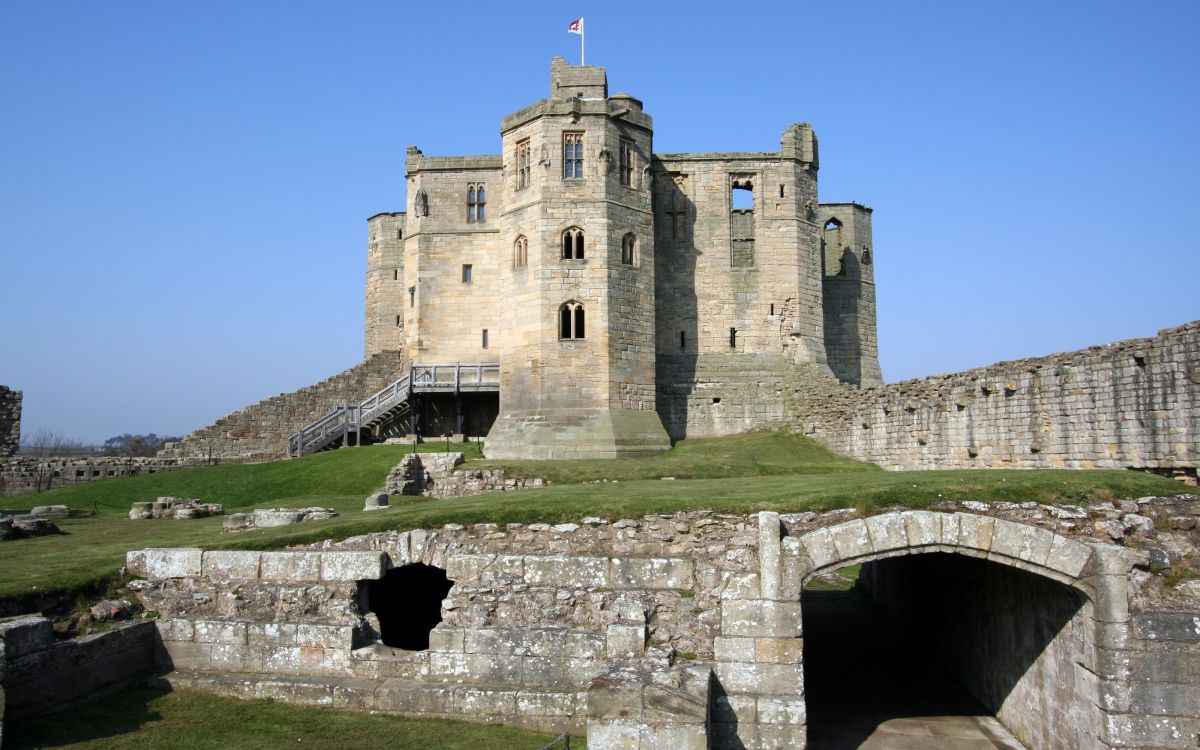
xmin=1004 ymin=387 xmax=1017 ymax=397
xmin=980 ymin=386 xmax=992 ymax=397
xmin=956 ymin=403 xmax=967 ymax=412
xmin=968 ymin=449 xmax=979 ymax=458
xmin=712 ymin=397 xmax=721 ymax=404
xmin=1133 ymin=355 xmax=1146 ymax=368
xmin=366 ymin=563 xmax=454 ymax=650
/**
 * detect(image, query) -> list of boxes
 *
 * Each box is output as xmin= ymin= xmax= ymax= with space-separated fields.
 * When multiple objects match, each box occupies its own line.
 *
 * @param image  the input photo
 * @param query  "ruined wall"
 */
xmin=817 ymin=203 xmax=882 ymax=388
xmin=127 ymin=499 xmax=1200 ymax=749
xmin=0 ymin=455 xmax=211 ymax=498
xmin=794 ymin=321 xmax=1200 ymax=473
xmin=161 ymin=350 xmax=407 ymax=460
xmin=0 ymin=615 xmax=156 ymax=718
xmin=0 ymin=387 xmax=20 ymax=458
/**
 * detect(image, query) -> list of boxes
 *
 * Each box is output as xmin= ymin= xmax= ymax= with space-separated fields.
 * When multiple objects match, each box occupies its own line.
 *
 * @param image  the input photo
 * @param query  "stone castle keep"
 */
xmin=362 ymin=58 xmax=880 ymax=459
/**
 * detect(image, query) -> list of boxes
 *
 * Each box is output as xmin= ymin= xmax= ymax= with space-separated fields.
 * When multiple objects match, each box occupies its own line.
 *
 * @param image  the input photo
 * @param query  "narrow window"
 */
xmin=461 ymin=264 xmax=473 ymax=283
xmin=395 ymin=315 xmax=401 ymax=327
xmin=409 ymin=286 xmax=415 ymax=306
xmin=393 ymin=269 xmax=398 ymax=280
xmin=513 ymin=235 xmax=528 ymax=268
xmin=769 ymin=303 xmax=775 ymax=316
xmin=730 ymin=177 xmax=755 ymax=267
xmin=619 ymin=139 xmax=635 ymax=186
xmin=861 ymin=247 xmax=872 ymax=265
xmin=559 ymin=302 xmax=585 ymax=339
xmin=481 ymin=329 xmax=489 ymax=349
xmin=679 ymin=330 xmax=686 ymax=349
xmin=621 ymin=233 xmax=636 ymax=265
xmin=560 ymin=306 xmax=572 ymax=338
xmin=466 ymin=184 xmax=486 ymax=223
xmin=730 ymin=328 xmax=737 ymax=348
xmin=562 ymin=227 xmax=584 ymax=260
xmin=516 ymin=139 xmax=531 ymax=189
xmin=779 ymin=184 xmax=785 ymax=198
xmin=397 ymin=229 xmax=403 ymax=239
xmin=563 ymin=132 xmax=584 ymax=179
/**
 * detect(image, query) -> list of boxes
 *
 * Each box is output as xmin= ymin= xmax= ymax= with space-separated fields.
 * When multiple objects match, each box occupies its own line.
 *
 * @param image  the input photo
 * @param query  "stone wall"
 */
xmin=126 ymin=498 xmax=1200 ymax=749
xmin=0 ymin=455 xmax=211 ymax=498
xmin=657 ymin=353 xmax=793 ymax=441
xmin=794 ymin=321 xmax=1199 ymax=473
xmin=161 ymin=350 xmax=407 ymax=460
xmin=0 ymin=387 xmax=20 ymax=458
xmin=0 ymin=615 xmax=156 ymax=719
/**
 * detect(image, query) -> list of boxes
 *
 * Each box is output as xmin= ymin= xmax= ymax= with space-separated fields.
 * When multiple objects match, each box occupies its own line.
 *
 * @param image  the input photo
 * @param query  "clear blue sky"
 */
xmin=2 ymin=1 xmax=1196 ymax=444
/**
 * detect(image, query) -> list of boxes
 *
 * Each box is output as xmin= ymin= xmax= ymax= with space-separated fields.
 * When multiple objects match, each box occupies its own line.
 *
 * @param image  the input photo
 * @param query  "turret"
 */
xmin=818 ymin=203 xmax=883 ymax=387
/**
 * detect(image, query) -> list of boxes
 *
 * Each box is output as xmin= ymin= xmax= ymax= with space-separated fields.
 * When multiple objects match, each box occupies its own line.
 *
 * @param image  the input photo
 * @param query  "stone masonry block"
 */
xmin=756 ymin=696 xmax=807 ymax=725
xmin=758 ymin=511 xmax=782 ymax=600
xmin=721 ymin=600 xmax=802 ymax=638
xmin=714 ymin=636 xmax=756 ymax=663
xmin=445 ymin=553 xmax=496 ymax=582
xmin=193 ymin=620 xmax=248 ymax=645
xmin=126 ymin=548 xmax=203 ymax=579
xmin=0 ymin=615 xmax=52 ymax=657
xmin=260 ymin=551 xmax=321 ymax=581
xmin=828 ymin=519 xmax=871 ymax=561
xmin=611 ymin=557 xmax=693 ymax=590
xmin=989 ymin=519 xmax=1053 ymax=567
xmin=953 ymin=513 xmax=995 ymax=553
xmin=1045 ymin=533 xmax=1092 ymax=579
xmin=157 ymin=618 xmax=195 ymax=642
xmin=864 ymin=513 xmax=908 ymax=553
xmin=798 ymin=528 xmax=838 ymax=571
xmin=296 ymin=624 xmax=353 ymax=649
xmin=903 ymin=511 xmax=943 ymax=548
xmin=714 ymin=661 xmax=804 ymax=696
xmin=201 ymin=550 xmax=261 ymax=580
xmin=567 ymin=631 xmax=606 ymax=660
xmin=428 ymin=627 xmax=465 ymax=653
xmin=755 ymin=637 xmax=803 ymax=665
xmin=320 ymin=551 xmax=386 ymax=582
xmin=524 ymin=555 xmax=609 ymax=588
xmin=1133 ymin=612 xmax=1200 ymax=641
xmin=606 ymin=624 xmax=646 ymax=657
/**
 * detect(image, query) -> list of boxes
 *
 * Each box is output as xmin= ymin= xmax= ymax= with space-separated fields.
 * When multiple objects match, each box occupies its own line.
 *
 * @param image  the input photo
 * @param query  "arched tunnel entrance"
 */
xmin=802 ymin=552 xmax=1090 ymax=750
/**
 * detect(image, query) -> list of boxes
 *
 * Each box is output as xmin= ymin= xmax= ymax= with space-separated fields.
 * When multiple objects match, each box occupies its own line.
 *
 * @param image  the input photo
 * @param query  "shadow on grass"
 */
xmin=5 ymin=686 xmax=166 ymax=749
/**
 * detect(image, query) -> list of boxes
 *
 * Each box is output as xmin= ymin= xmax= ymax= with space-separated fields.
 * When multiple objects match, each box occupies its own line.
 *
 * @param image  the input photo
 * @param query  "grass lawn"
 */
xmin=0 ymin=432 xmax=1184 ymax=605
xmin=3 ymin=687 xmax=581 ymax=750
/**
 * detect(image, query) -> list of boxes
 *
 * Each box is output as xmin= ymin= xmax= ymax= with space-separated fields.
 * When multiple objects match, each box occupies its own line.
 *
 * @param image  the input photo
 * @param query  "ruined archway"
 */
xmin=714 ymin=511 xmax=1134 ymax=750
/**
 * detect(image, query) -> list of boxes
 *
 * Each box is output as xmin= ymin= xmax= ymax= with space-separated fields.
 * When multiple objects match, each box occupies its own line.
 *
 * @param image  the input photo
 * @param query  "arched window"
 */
xmin=559 ymin=301 xmax=585 ymax=339
xmin=562 ymin=227 xmax=585 ymax=260
xmin=513 ymin=235 xmax=528 ymax=268
xmin=467 ymin=183 xmax=486 ymax=223
xmin=621 ymin=233 xmax=637 ymax=265
xmin=861 ymin=247 xmax=872 ymax=265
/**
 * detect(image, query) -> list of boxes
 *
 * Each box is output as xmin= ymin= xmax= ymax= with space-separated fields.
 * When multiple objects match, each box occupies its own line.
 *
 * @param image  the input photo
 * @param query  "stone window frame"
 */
xmin=559 ymin=300 xmax=586 ymax=340
xmin=516 ymin=139 xmax=531 ymax=190
xmin=621 ymin=232 xmax=637 ymax=266
xmin=562 ymin=227 xmax=585 ymax=260
xmin=619 ymin=138 xmax=635 ymax=186
xmin=562 ymin=132 xmax=584 ymax=179
xmin=461 ymin=264 xmax=473 ymax=284
xmin=466 ymin=183 xmax=486 ymax=223
xmin=513 ymin=235 xmax=529 ymax=269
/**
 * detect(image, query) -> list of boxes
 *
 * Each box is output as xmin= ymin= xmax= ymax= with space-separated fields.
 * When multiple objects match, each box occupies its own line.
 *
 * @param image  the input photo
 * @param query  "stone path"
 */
xmin=802 ymin=590 xmax=1027 ymax=750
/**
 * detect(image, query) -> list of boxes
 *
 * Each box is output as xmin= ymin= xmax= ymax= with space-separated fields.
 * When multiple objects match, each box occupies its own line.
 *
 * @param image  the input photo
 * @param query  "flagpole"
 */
xmin=581 ymin=18 xmax=585 ymax=66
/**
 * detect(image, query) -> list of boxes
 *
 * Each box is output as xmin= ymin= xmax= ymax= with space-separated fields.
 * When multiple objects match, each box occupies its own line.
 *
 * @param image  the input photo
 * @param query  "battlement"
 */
xmin=549 ymin=56 xmax=607 ymax=99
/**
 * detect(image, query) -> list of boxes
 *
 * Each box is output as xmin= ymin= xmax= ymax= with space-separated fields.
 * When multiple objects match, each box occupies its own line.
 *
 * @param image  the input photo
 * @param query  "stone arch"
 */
xmin=792 ymin=511 xmax=1101 ymax=593
xmin=744 ymin=511 xmax=1140 ymax=750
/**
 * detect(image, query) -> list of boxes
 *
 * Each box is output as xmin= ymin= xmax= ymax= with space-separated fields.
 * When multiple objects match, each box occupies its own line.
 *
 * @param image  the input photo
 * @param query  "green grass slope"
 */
xmin=0 ymin=432 xmax=1184 ymax=604
xmin=4 ymin=687 xmax=580 ymax=750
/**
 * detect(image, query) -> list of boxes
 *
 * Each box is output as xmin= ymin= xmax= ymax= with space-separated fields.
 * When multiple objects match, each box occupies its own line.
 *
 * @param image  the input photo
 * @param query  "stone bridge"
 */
xmin=111 ymin=499 xmax=1199 ymax=749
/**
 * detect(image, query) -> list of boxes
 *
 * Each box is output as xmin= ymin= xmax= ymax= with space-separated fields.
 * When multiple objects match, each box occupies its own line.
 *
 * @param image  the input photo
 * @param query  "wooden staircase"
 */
xmin=287 ymin=363 xmax=499 ymax=457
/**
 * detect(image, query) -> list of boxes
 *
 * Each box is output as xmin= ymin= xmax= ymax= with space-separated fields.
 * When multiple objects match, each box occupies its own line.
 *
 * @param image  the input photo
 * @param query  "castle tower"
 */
xmin=484 ymin=59 xmax=671 ymax=458
xmin=818 ymin=203 xmax=883 ymax=387
xmin=364 ymin=212 xmax=406 ymax=357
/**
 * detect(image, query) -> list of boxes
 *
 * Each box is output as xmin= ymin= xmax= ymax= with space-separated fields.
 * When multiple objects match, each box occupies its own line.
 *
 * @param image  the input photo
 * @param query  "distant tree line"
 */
xmin=101 ymin=433 xmax=182 ymax=457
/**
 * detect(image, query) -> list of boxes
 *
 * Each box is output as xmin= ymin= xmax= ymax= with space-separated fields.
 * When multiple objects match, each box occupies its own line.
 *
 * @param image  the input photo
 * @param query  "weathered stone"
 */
xmin=126 ymin=548 xmax=203 ymax=579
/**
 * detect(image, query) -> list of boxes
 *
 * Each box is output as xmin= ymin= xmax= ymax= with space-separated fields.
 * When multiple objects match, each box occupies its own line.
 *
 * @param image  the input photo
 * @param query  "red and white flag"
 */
xmin=567 ymin=18 xmax=583 ymax=34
